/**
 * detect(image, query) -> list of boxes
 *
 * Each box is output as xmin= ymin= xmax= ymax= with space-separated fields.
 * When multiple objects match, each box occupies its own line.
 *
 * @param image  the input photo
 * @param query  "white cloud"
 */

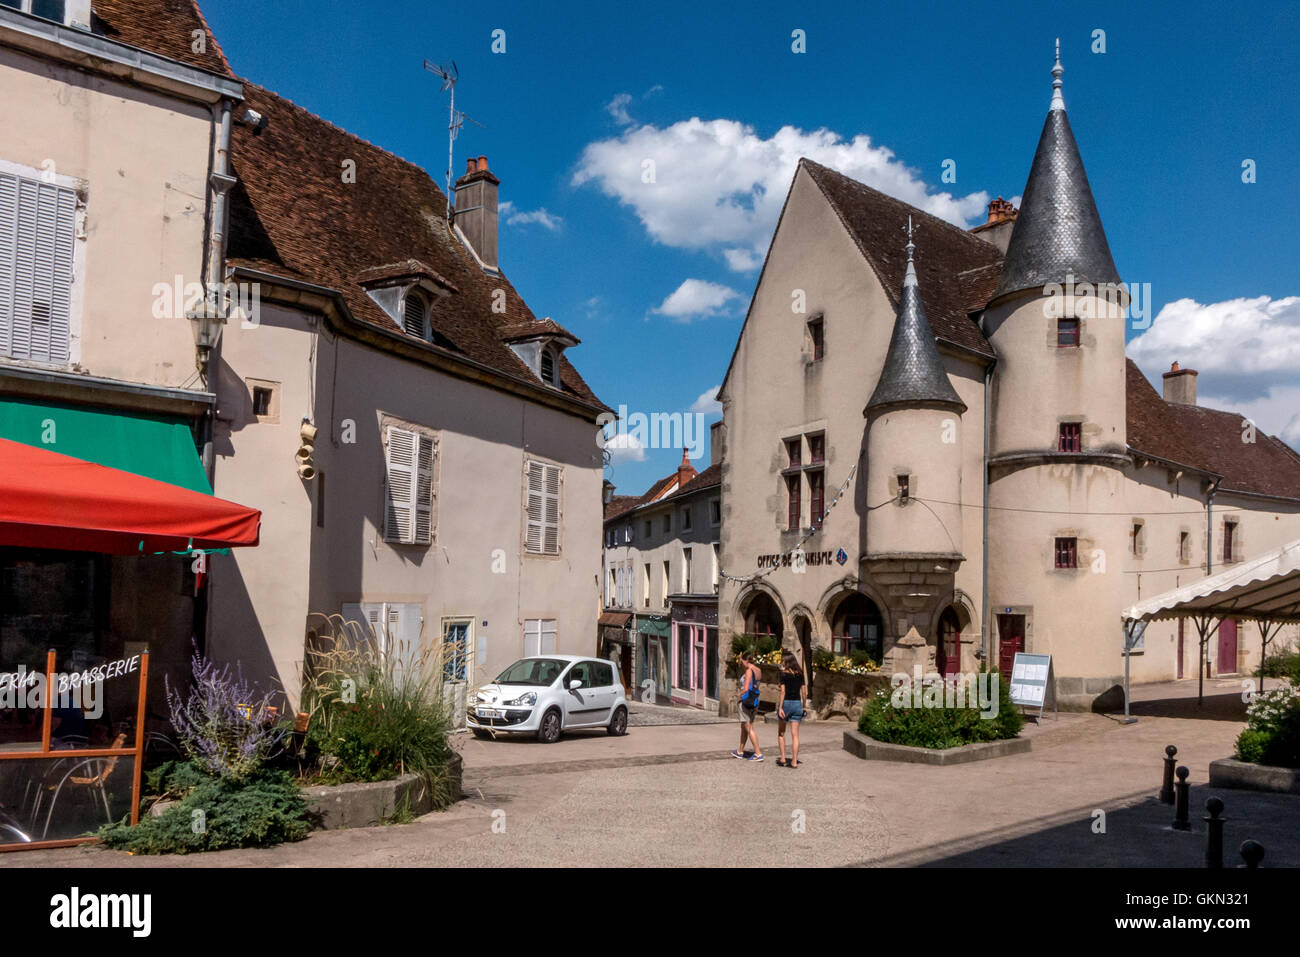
xmin=605 ymin=93 xmax=634 ymax=126
xmin=652 ymin=278 xmax=742 ymax=321
xmin=604 ymin=431 xmax=646 ymax=463
xmin=1129 ymin=295 xmax=1300 ymax=447
xmin=690 ymin=385 xmax=722 ymax=416
xmin=573 ymin=117 xmax=990 ymax=272
xmin=498 ymin=200 xmax=563 ymax=231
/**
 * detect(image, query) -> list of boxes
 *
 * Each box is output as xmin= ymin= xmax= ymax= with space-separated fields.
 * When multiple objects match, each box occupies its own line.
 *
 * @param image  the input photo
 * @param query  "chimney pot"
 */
xmin=466 ymin=158 xmax=477 ymax=174
xmin=477 ymin=155 xmax=489 ymax=171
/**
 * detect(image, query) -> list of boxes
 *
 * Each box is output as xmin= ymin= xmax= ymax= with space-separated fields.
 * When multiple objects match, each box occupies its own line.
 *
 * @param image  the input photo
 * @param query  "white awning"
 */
xmin=1124 ymin=538 xmax=1300 ymax=623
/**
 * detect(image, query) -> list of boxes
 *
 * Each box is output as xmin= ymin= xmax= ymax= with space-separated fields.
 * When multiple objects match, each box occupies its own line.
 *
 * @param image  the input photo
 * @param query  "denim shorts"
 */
xmin=780 ymin=700 xmax=804 ymax=722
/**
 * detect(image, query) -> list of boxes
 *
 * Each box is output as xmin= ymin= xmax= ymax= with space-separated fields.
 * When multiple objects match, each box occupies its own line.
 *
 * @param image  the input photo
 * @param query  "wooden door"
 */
xmin=1217 ymin=618 xmax=1238 ymax=674
xmin=997 ymin=614 xmax=1025 ymax=676
xmin=938 ymin=609 xmax=961 ymax=677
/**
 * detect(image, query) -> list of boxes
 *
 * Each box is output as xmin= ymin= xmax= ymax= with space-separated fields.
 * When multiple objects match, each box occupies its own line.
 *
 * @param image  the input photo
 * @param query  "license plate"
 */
xmin=476 ymin=708 xmax=504 ymax=719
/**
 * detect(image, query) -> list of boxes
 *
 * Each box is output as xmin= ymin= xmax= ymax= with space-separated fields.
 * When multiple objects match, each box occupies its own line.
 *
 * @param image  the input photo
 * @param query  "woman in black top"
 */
xmin=776 ymin=652 xmax=807 ymax=768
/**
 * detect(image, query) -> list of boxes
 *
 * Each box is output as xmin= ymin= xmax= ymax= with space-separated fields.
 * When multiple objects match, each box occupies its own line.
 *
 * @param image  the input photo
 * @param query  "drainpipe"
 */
xmin=1203 ymin=477 xmax=1220 ymax=686
xmin=980 ymin=358 xmax=995 ymax=667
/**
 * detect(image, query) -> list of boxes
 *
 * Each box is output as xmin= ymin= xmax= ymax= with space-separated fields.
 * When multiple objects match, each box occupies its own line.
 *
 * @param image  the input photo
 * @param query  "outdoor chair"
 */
xmin=31 ymin=733 xmax=127 ymax=840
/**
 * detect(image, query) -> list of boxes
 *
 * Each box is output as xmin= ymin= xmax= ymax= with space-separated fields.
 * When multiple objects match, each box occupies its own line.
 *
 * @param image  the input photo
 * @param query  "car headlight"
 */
xmin=504 ymin=692 xmax=537 ymax=707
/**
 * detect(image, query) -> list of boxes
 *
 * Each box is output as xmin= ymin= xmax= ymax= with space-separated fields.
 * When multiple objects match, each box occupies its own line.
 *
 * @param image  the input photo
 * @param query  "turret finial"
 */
xmin=1050 ymin=38 xmax=1065 ymax=112
xmin=903 ymin=215 xmax=917 ymax=287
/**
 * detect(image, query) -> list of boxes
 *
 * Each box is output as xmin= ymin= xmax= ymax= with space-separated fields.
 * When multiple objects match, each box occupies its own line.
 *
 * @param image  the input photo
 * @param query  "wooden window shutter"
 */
xmin=414 ymin=433 xmax=435 ymax=544
xmin=525 ymin=461 xmax=545 ymax=553
xmin=0 ymin=171 xmax=77 ymax=364
xmin=542 ymin=464 xmax=561 ymax=555
xmin=384 ymin=426 xmax=416 ymax=543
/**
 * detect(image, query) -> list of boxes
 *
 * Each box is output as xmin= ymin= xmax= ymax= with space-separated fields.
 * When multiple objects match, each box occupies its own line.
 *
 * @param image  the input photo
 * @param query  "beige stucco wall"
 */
xmin=0 ymin=44 xmax=214 ymax=386
xmin=209 ymin=303 xmax=604 ymax=706
xmin=866 ymin=406 xmax=964 ymax=558
xmin=718 ymin=167 xmax=987 ymax=675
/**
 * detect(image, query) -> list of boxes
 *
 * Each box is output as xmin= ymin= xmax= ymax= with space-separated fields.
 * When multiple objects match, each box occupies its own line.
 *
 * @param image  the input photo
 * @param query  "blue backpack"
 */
xmin=739 ymin=668 xmax=760 ymax=708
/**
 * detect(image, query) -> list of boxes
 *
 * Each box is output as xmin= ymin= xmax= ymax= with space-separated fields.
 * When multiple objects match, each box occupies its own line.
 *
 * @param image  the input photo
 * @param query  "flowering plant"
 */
xmin=165 ymin=644 xmax=288 ymax=782
xmin=1236 ymin=684 xmax=1300 ymax=768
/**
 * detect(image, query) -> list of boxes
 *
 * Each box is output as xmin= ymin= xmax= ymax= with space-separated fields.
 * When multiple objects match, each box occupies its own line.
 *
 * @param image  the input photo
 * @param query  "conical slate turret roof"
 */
xmin=992 ymin=42 xmax=1120 ymax=301
xmin=866 ymin=222 xmax=967 ymax=414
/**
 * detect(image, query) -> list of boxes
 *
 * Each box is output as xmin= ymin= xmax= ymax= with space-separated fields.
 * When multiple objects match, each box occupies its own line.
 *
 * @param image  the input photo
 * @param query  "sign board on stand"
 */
xmin=1009 ymin=652 xmax=1055 ymax=721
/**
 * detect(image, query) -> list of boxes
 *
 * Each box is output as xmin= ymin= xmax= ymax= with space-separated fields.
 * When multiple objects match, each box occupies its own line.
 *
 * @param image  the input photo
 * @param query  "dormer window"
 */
xmin=403 ymin=289 xmax=430 ymax=340
xmin=540 ymin=347 xmax=558 ymax=387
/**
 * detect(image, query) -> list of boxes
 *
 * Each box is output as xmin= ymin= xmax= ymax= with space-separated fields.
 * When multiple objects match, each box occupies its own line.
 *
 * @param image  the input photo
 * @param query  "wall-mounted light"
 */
xmin=186 ymin=289 xmax=226 ymax=374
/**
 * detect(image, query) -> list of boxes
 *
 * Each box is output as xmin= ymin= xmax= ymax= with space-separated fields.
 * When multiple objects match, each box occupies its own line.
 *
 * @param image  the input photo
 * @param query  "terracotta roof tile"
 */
xmin=225 ymin=83 xmax=606 ymax=412
xmin=91 ymin=0 xmax=232 ymax=75
xmin=801 ymin=159 xmax=1001 ymax=358
xmin=1126 ymin=359 xmax=1300 ymax=499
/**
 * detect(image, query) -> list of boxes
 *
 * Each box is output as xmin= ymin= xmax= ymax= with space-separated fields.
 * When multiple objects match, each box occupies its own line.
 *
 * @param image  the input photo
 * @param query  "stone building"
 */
xmin=601 ymin=437 xmax=721 ymax=706
xmin=716 ymin=48 xmax=1300 ymax=711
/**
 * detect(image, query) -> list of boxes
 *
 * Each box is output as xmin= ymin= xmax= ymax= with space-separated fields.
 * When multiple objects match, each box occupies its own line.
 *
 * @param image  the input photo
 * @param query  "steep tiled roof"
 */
xmin=801 ymin=159 xmax=1001 ymax=359
xmin=91 ymin=0 xmax=232 ymax=75
xmin=225 ymin=83 xmax=606 ymax=412
xmin=1126 ymin=360 xmax=1300 ymax=500
xmin=603 ymin=464 xmax=720 ymax=526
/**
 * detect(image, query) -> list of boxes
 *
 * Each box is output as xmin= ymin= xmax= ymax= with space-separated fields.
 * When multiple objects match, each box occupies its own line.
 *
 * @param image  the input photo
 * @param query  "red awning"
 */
xmin=0 ymin=438 xmax=260 ymax=553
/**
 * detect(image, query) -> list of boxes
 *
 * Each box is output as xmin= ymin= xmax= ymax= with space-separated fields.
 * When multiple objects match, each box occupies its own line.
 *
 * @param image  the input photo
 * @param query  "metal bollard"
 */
xmin=1159 ymin=745 xmax=1177 ymax=804
xmin=1239 ymin=841 xmax=1265 ymax=869
xmin=1204 ymin=797 xmax=1225 ymax=868
xmin=1172 ymin=766 xmax=1191 ymax=831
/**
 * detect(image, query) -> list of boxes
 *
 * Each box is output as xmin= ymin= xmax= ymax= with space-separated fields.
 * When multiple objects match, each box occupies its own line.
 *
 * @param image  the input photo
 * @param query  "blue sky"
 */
xmin=203 ymin=0 xmax=1300 ymax=493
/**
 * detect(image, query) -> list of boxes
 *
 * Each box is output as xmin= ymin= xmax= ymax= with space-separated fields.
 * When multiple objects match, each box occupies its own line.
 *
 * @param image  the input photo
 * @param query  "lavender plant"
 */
xmin=165 ymin=644 xmax=288 ymax=782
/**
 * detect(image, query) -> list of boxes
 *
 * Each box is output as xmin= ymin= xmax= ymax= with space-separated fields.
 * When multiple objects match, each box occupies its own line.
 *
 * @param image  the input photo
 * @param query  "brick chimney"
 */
xmin=676 ymin=448 xmax=697 ymax=491
xmin=1162 ymin=361 xmax=1198 ymax=405
xmin=971 ymin=196 xmax=1018 ymax=254
xmin=453 ymin=155 xmax=500 ymax=271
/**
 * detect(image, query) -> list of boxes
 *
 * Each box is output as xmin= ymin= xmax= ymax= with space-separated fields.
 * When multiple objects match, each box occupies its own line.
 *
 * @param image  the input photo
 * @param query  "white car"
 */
xmin=468 ymin=655 xmax=629 ymax=743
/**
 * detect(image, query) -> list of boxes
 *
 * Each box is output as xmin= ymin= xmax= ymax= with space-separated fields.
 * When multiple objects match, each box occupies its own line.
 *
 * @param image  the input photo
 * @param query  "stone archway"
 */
xmin=740 ymin=591 xmax=784 ymax=640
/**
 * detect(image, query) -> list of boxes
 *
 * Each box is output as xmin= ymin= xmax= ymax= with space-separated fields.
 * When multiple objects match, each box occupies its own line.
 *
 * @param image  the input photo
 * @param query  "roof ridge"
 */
xmin=189 ymin=0 xmax=232 ymax=75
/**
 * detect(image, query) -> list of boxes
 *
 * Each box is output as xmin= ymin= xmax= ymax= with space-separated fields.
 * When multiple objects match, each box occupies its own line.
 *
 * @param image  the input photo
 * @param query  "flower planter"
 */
xmin=843 ymin=729 xmax=1030 ymax=765
xmin=1208 ymin=757 xmax=1300 ymax=795
xmin=300 ymin=754 xmax=463 ymax=829
xmin=721 ymin=660 xmax=890 ymax=720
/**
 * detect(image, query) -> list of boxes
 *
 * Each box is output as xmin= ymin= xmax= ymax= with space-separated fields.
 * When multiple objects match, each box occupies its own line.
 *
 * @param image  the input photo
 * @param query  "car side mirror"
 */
xmin=569 ymin=679 xmax=582 ymax=690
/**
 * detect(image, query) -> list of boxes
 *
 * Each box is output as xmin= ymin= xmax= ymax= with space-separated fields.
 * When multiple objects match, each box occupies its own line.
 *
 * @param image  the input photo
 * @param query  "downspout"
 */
xmin=1203 ymin=477 xmax=1220 ymax=688
xmin=980 ymin=357 xmax=995 ymax=667
xmin=202 ymin=99 xmax=235 ymax=481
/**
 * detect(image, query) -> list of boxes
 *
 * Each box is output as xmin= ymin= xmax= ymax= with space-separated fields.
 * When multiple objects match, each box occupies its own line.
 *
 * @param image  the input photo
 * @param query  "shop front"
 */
xmin=635 ymin=616 xmax=671 ymax=704
xmin=0 ymin=425 xmax=260 ymax=850
xmin=669 ymin=598 xmax=718 ymax=709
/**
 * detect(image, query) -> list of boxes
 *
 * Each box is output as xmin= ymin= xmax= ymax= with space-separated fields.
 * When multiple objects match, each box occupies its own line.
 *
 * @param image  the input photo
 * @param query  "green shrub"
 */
xmin=99 ymin=761 xmax=309 ymax=854
xmin=1260 ymin=648 xmax=1300 ymax=685
xmin=300 ymin=613 xmax=458 ymax=809
xmin=1234 ymin=687 xmax=1300 ymax=768
xmin=812 ymin=647 xmax=836 ymax=670
xmin=857 ymin=673 xmax=1022 ymax=749
xmin=730 ymin=634 xmax=781 ymax=659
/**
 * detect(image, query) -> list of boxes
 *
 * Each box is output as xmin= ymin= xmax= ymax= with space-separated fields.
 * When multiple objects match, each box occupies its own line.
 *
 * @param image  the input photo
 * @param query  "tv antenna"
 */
xmin=422 ymin=59 xmax=487 ymax=219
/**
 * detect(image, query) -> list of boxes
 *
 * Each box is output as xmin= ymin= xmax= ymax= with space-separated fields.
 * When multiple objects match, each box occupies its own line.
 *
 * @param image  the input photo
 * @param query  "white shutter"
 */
xmin=414 ymin=433 xmax=435 ymax=544
xmin=542 ymin=464 xmax=561 ymax=555
xmin=341 ymin=602 xmax=386 ymax=647
xmin=384 ymin=426 xmax=416 ymax=543
xmin=0 ymin=171 xmax=75 ymax=364
xmin=525 ymin=461 xmax=545 ymax=553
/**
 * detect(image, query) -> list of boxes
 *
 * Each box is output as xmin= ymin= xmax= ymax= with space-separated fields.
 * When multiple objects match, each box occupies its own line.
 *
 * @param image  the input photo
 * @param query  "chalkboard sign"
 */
xmin=1009 ymin=652 xmax=1053 ymax=719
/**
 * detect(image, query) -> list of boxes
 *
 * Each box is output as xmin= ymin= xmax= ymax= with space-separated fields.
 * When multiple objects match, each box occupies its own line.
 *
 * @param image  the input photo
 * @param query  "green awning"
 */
xmin=637 ymin=618 xmax=671 ymax=638
xmin=0 ymin=397 xmax=210 ymax=493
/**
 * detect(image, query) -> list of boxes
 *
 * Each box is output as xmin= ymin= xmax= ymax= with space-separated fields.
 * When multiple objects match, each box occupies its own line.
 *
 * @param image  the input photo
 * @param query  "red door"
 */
xmin=997 ymin=614 xmax=1025 ymax=676
xmin=938 ymin=609 xmax=961 ymax=677
xmin=1217 ymin=618 xmax=1238 ymax=675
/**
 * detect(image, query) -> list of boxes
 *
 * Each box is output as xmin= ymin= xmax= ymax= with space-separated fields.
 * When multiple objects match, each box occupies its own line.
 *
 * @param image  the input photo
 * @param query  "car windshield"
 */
xmin=495 ymin=658 xmax=565 ymax=686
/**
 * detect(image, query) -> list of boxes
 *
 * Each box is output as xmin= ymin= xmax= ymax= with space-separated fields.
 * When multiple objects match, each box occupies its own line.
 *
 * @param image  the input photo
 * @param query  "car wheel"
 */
xmin=607 ymin=706 xmax=628 ymax=736
xmin=472 ymin=728 xmax=491 ymax=740
xmin=536 ymin=708 xmax=563 ymax=743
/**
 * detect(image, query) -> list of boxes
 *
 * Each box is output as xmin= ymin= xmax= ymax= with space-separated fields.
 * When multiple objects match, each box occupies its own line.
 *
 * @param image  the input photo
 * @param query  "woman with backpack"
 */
xmin=775 ymin=653 xmax=807 ymax=768
xmin=731 ymin=651 xmax=764 ymax=761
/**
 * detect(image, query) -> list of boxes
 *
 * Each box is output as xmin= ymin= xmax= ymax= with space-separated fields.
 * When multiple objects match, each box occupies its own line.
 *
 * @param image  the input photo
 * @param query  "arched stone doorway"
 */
xmin=742 ymin=591 xmax=784 ymax=640
xmin=829 ymin=592 xmax=884 ymax=665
